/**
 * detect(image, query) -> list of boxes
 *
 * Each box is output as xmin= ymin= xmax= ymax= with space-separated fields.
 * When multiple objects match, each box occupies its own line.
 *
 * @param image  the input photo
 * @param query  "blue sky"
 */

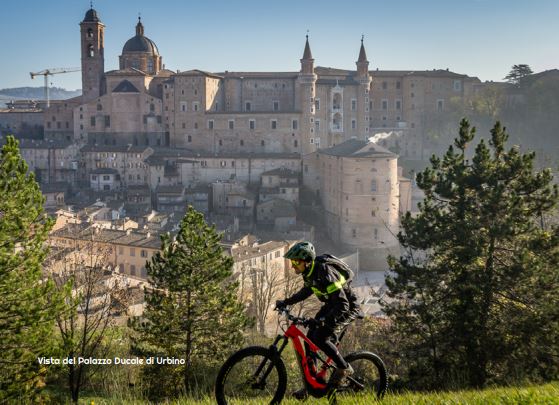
xmin=1 ymin=0 xmax=558 ymax=91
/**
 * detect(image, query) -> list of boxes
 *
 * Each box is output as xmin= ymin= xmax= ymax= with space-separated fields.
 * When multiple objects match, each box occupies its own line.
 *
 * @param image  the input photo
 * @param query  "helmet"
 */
xmin=284 ymin=241 xmax=316 ymax=261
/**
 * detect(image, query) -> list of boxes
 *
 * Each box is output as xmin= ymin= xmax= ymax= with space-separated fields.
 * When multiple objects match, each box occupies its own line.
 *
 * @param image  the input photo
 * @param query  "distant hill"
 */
xmin=0 ymin=87 xmax=81 ymax=101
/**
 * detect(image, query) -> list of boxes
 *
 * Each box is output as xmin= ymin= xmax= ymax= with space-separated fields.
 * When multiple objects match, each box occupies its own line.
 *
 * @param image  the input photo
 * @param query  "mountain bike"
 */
xmin=215 ymin=306 xmax=388 ymax=404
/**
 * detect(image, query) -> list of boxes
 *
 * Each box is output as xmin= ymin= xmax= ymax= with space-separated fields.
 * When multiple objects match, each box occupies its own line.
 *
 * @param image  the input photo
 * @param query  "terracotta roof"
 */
xmin=52 ymin=225 xmax=161 ymax=249
xmin=320 ymin=138 xmax=396 ymax=158
xmin=231 ymin=240 xmax=286 ymax=262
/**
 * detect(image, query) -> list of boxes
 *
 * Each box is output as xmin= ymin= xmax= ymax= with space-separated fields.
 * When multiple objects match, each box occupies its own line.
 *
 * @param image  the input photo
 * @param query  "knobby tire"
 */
xmin=343 ymin=351 xmax=388 ymax=398
xmin=215 ymin=346 xmax=287 ymax=405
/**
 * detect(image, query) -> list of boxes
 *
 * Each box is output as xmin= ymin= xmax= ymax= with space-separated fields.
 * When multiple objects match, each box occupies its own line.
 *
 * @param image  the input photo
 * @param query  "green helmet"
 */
xmin=284 ymin=241 xmax=316 ymax=261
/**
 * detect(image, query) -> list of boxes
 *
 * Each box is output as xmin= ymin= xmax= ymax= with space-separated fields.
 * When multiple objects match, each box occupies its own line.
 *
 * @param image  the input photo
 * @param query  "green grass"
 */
xmin=75 ymin=383 xmax=559 ymax=404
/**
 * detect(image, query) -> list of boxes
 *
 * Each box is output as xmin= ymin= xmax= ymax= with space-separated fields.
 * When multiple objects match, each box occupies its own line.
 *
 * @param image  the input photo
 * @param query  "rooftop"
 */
xmin=51 ymin=224 xmax=161 ymax=249
xmin=320 ymin=138 xmax=397 ymax=158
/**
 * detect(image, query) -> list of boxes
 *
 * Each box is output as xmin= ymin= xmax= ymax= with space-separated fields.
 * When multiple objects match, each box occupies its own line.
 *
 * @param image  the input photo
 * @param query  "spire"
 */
xmin=136 ymin=15 xmax=144 ymax=36
xmin=303 ymin=34 xmax=312 ymax=60
xmin=358 ymin=35 xmax=368 ymax=63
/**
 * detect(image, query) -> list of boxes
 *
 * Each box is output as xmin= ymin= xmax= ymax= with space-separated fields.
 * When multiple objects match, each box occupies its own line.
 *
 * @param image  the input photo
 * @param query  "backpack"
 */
xmin=316 ymin=254 xmax=355 ymax=282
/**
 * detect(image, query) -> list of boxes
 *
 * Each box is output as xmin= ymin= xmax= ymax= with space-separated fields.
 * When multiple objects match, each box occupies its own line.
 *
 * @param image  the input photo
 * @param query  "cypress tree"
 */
xmin=132 ymin=206 xmax=249 ymax=397
xmin=385 ymin=119 xmax=559 ymax=388
xmin=0 ymin=136 xmax=66 ymax=401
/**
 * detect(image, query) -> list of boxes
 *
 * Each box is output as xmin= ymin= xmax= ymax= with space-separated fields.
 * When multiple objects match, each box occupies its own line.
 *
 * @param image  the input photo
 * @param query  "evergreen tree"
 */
xmin=132 ymin=206 xmax=249 ymax=397
xmin=0 ymin=136 xmax=66 ymax=401
xmin=504 ymin=64 xmax=533 ymax=85
xmin=385 ymin=120 xmax=559 ymax=389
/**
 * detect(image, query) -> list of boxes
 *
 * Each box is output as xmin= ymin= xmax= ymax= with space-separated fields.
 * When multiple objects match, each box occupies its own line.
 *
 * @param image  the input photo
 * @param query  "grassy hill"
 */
xmin=74 ymin=383 xmax=559 ymax=404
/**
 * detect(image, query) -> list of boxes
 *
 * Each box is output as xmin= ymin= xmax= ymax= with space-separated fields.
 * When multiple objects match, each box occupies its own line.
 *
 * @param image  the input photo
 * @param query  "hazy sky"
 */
xmin=1 ymin=0 xmax=558 ymax=91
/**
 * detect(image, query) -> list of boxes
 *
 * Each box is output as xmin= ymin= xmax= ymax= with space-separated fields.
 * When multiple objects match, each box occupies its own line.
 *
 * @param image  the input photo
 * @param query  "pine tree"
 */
xmin=0 ymin=136 xmax=66 ymax=401
xmin=504 ymin=64 xmax=533 ymax=85
xmin=132 ymin=206 xmax=249 ymax=397
xmin=385 ymin=119 xmax=559 ymax=389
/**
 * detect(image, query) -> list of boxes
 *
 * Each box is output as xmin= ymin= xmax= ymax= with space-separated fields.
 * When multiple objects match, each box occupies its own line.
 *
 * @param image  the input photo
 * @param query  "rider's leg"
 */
xmin=308 ymin=325 xmax=348 ymax=369
xmin=309 ymin=322 xmax=355 ymax=388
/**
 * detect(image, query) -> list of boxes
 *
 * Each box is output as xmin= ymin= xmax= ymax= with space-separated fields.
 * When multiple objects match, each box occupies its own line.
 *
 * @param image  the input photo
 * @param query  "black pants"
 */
xmin=307 ymin=307 xmax=355 ymax=369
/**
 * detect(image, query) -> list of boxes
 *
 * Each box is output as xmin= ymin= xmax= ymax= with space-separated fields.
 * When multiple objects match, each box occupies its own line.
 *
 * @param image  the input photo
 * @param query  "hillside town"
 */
xmin=0 ymin=6 xmax=501 ymax=324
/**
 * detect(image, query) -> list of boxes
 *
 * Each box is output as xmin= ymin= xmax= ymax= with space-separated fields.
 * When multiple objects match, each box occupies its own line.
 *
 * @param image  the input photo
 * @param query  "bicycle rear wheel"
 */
xmin=342 ymin=351 xmax=388 ymax=398
xmin=215 ymin=346 xmax=287 ymax=405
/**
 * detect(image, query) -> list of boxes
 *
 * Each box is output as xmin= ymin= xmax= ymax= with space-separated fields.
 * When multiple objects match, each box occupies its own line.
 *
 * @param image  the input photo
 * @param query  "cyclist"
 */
xmin=275 ymin=241 xmax=362 ymax=399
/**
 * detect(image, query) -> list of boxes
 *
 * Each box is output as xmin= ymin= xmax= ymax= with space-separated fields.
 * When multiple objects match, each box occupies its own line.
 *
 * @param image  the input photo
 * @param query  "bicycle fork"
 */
xmin=251 ymin=335 xmax=289 ymax=389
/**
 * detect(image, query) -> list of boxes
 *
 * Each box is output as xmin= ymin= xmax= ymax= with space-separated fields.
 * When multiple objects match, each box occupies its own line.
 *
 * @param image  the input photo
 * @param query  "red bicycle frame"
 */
xmin=283 ymin=323 xmax=332 ymax=390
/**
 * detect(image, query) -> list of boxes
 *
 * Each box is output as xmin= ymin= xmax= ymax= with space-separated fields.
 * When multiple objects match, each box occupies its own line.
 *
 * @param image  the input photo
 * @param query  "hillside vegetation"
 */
xmin=76 ymin=383 xmax=559 ymax=404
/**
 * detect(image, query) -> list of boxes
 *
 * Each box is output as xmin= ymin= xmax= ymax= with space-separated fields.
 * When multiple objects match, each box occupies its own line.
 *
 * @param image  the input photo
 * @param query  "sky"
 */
xmin=1 ymin=0 xmax=558 ymax=91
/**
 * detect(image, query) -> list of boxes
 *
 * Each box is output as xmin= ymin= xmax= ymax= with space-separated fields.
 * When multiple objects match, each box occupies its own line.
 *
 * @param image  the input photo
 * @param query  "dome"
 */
xmin=122 ymin=19 xmax=159 ymax=56
xmin=83 ymin=8 xmax=100 ymax=23
xmin=122 ymin=36 xmax=159 ymax=55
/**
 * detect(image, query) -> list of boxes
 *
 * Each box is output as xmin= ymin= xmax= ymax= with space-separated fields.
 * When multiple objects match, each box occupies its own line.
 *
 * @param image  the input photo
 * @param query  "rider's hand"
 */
xmin=275 ymin=300 xmax=287 ymax=310
xmin=307 ymin=317 xmax=324 ymax=328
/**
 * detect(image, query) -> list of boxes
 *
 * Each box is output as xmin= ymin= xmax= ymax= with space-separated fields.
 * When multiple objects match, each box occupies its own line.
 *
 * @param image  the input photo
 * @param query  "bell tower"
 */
xmin=80 ymin=6 xmax=105 ymax=103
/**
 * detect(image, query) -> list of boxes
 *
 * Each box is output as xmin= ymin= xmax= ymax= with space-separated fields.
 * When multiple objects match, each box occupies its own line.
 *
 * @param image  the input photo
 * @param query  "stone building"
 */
xmin=0 ymin=105 xmax=43 ymax=138
xmin=40 ymin=7 xmax=481 ymax=162
xmin=303 ymin=138 xmax=405 ymax=270
xmin=49 ymin=224 xmax=160 ymax=279
xmin=79 ymin=144 xmax=153 ymax=187
xmin=5 ymin=138 xmax=81 ymax=184
xmin=27 ymin=6 xmax=488 ymax=270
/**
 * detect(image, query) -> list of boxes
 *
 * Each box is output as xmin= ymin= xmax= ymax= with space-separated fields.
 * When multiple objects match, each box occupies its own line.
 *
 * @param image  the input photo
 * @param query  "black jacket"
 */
xmin=284 ymin=255 xmax=358 ymax=326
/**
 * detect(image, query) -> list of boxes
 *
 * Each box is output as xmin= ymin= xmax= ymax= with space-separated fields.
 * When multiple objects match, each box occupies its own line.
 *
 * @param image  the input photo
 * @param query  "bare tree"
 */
xmin=250 ymin=262 xmax=284 ymax=334
xmin=46 ymin=229 xmax=130 ymax=403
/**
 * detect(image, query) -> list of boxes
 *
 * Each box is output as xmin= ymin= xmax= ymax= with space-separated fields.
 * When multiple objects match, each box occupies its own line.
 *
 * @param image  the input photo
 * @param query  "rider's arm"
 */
xmin=283 ymin=286 xmax=313 ymax=306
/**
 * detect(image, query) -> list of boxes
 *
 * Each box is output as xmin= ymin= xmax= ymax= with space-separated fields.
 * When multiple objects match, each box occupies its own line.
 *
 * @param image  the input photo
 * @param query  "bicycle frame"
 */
xmin=268 ymin=323 xmax=332 ymax=392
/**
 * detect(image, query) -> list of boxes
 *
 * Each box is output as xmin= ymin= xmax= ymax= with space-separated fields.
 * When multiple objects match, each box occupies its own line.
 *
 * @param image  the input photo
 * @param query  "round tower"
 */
xmin=80 ymin=6 xmax=105 ymax=103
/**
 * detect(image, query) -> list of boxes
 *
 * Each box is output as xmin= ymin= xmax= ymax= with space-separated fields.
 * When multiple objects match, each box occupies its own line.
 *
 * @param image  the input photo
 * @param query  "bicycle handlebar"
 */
xmin=275 ymin=306 xmax=313 ymax=327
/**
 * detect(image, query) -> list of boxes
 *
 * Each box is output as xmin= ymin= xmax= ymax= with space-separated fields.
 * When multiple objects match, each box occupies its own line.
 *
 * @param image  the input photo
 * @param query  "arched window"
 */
xmin=88 ymin=44 xmax=94 ymax=57
xmin=371 ymin=179 xmax=377 ymax=192
xmin=87 ymin=28 xmax=93 ymax=38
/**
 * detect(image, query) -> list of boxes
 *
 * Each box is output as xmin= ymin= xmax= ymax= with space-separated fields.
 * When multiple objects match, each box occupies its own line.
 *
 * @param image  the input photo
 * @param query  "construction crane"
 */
xmin=29 ymin=67 xmax=81 ymax=108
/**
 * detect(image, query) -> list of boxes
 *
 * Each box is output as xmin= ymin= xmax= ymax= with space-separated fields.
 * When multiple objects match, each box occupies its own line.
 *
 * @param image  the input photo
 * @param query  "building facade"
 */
xmin=40 ymin=7 xmax=481 ymax=162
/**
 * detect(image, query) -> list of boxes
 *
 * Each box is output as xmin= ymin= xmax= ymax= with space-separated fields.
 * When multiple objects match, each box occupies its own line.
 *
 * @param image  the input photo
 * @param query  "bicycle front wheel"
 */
xmin=343 ymin=351 xmax=388 ymax=398
xmin=215 ymin=346 xmax=287 ymax=405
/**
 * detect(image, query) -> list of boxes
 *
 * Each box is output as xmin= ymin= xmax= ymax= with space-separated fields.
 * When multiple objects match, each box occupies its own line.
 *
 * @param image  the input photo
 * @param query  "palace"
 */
xmin=43 ymin=7 xmax=481 ymax=159
xmin=14 ymin=7 xmax=483 ymax=269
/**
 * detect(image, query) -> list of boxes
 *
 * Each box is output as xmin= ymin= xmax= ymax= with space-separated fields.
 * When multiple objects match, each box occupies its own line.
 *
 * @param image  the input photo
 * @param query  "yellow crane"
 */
xmin=29 ymin=67 xmax=81 ymax=108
